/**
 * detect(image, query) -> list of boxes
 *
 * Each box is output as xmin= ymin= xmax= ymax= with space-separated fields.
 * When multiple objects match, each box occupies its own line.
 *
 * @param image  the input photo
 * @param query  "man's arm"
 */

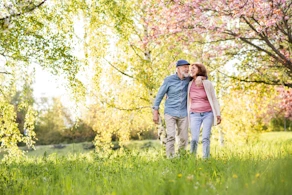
xmin=152 ymin=79 xmax=168 ymax=124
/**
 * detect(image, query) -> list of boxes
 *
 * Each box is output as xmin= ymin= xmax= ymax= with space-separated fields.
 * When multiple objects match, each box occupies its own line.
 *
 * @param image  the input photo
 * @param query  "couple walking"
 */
xmin=152 ymin=59 xmax=221 ymax=159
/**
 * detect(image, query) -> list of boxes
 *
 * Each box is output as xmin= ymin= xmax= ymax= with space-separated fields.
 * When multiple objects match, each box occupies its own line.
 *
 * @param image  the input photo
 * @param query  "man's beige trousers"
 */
xmin=164 ymin=114 xmax=188 ymax=158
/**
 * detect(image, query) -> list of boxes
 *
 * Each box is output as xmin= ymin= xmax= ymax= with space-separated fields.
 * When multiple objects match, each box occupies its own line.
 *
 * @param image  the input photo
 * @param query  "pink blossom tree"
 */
xmin=144 ymin=0 xmax=292 ymax=87
xmin=278 ymin=87 xmax=292 ymax=119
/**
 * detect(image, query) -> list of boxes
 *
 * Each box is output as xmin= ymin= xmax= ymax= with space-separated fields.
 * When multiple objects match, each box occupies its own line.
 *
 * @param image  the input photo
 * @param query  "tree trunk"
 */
xmin=284 ymin=117 xmax=287 ymax=131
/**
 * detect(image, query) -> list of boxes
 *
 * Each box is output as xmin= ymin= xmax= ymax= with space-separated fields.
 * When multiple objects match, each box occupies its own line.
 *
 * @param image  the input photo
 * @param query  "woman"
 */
xmin=187 ymin=63 xmax=221 ymax=158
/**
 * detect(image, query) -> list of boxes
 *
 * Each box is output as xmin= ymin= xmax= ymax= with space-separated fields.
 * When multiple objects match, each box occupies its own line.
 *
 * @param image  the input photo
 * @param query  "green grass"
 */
xmin=260 ymin=131 xmax=292 ymax=143
xmin=22 ymin=142 xmax=94 ymax=157
xmin=0 ymin=132 xmax=292 ymax=195
xmin=15 ymin=140 xmax=162 ymax=157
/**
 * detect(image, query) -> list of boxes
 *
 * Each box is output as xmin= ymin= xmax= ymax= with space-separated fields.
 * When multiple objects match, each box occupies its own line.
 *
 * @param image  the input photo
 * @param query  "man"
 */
xmin=153 ymin=59 xmax=202 ymax=158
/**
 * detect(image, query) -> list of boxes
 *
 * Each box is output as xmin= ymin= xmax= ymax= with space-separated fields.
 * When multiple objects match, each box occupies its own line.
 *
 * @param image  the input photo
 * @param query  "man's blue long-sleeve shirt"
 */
xmin=153 ymin=74 xmax=191 ymax=117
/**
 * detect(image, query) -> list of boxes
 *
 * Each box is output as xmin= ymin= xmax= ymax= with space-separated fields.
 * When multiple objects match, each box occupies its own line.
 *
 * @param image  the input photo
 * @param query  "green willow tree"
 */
xmin=0 ymin=0 xmax=85 ymax=158
xmin=0 ymin=63 xmax=37 ymax=158
xmin=74 ymin=0 xmax=210 ymax=149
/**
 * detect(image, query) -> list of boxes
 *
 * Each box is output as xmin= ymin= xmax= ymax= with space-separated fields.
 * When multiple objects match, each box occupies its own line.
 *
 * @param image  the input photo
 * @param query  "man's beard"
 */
xmin=181 ymin=72 xmax=189 ymax=78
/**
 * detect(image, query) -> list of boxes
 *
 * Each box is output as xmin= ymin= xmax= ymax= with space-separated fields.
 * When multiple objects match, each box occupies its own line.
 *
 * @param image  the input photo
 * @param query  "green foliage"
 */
xmin=0 ymin=133 xmax=292 ymax=194
xmin=23 ymin=107 xmax=37 ymax=148
xmin=60 ymin=121 xmax=95 ymax=143
xmin=77 ymin=0 xmax=206 ymax=150
xmin=0 ymin=101 xmax=23 ymax=159
xmin=0 ymin=63 xmax=38 ymax=158
xmin=269 ymin=117 xmax=292 ymax=131
xmin=219 ymin=83 xmax=279 ymax=143
xmin=0 ymin=0 xmax=87 ymax=156
xmin=34 ymin=97 xmax=70 ymax=145
xmin=33 ymin=97 xmax=95 ymax=145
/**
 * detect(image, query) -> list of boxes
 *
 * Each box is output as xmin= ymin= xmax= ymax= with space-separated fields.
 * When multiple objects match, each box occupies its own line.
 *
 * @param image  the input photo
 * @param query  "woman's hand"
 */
xmin=217 ymin=116 xmax=222 ymax=125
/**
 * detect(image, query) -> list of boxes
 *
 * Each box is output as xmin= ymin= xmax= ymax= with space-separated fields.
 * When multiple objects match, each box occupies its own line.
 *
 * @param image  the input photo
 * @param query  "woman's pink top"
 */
xmin=190 ymin=82 xmax=212 ymax=113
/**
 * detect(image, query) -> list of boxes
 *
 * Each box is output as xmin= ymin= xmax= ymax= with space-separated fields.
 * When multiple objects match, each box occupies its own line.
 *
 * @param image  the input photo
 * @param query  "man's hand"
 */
xmin=217 ymin=116 xmax=222 ymax=125
xmin=195 ymin=76 xmax=206 ymax=86
xmin=153 ymin=109 xmax=159 ymax=124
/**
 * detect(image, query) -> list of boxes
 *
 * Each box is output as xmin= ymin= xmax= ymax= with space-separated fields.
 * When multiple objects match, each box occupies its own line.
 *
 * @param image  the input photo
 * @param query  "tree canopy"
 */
xmin=146 ymin=0 xmax=292 ymax=87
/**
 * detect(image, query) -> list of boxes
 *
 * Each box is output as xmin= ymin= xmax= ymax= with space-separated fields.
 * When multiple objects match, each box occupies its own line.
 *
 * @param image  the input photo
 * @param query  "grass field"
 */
xmin=0 ymin=132 xmax=292 ymax=195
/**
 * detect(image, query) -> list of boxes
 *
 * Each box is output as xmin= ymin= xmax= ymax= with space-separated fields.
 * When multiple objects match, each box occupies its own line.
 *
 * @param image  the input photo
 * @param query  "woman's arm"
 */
xmin=209 ymin=83 xmax=221 ymax=124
